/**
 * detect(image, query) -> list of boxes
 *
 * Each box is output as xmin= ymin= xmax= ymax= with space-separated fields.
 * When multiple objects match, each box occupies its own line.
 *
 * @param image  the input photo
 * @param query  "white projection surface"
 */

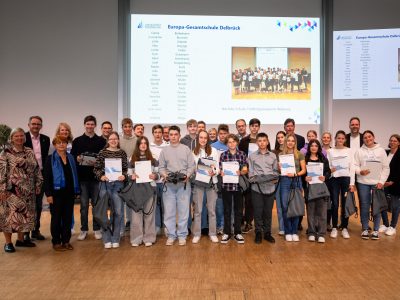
xmin=131 ymin=14 xmax=320 ymax=124
xmin=333 ymin=28 xmax=400 ymax=99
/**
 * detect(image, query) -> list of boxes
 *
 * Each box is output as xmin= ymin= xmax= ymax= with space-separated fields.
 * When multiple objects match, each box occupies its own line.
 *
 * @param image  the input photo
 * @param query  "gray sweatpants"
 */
xmin=307 ymin=197 xmax=328 ymax=238
xmin=130 ymin=196 xmax=156 ymax=244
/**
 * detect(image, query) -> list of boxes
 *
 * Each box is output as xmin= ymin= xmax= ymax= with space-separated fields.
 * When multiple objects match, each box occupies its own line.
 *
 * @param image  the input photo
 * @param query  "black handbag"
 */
xmin=287 ymin=177 xmax=305 ymax=218
xmin=118 ymin=180 xmax=156 ymax=214
xmin=344 ymin=191 xmax=358 ymax=218
xmin=372 ymin=188 xmax=388 ymax=216
xmin=93 ymin=182 xmax=113 ymax=233
xmin=239 ymin=175 xmax=251 ymax=193
xmin=307 ymin=182 xmax=330 ymax=201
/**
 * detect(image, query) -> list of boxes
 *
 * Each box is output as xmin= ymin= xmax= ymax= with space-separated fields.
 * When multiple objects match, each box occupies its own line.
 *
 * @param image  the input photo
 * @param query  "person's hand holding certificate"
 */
xmin=222 ymin=161 xmax=239 ymax=184
xmin=306 ymin=162 xmax=324 ymax=184
xmin=135 ymin=160 xmax=152 ymax=183
xmin=105 ymin=158 xmax=122 ymax=182
xmin=279 ymin=154 xmax=295 ymax=176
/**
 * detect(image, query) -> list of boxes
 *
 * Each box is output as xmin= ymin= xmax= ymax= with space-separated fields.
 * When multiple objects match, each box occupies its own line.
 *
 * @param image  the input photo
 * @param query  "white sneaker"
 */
xmin=385 ymin=226 xmax=396 ymax=236
xmin=131 ymin=243 xmax=140 ymax=247
xmin=330 ymin=228 xmax=338 ymax=238
xmin=210 ymin=235 xmax=219 ymax=243
xmin=178 ymin=237 xmax=186 ymax=246
xmin=104 ymin=242 xmax=112 ymax=249
xmin=318 ymin=236 xmax=325 ymax=243
xmin=112 ymin=243 xmax=119 ymax=248
xmin=278 ymin=231 xmax=285 ymax=236
xmin=292 ymin=234 xmax=300 ymax=242
xmin=308 ymin=235 xmax=315 ymax=242
xmin=192 ymin=236 xmax=201 ymax=244
xmin=144 ymin=242 xmax=152 ymax=247
xmin=94 ymin=230 xmax=102 ymax=240
xmin=379 ymin=225 xmax=388 ymax=233
xmin=77 ymin=231 xmax=88 ymax=241
xmin=285 ymin=234 xmax=293 ymax=242
xmin=342 ymin=228 xmax=350 ymax=239
xmin=166 ymin=238 xmax=175 ymax=246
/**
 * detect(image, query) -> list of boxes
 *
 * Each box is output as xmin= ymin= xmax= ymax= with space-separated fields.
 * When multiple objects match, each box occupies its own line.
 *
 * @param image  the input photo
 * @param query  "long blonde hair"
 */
xmin=282 ymin=133 xmax=300 ymax=160
xmin=55 ymin=122 xmax=73 ymax=143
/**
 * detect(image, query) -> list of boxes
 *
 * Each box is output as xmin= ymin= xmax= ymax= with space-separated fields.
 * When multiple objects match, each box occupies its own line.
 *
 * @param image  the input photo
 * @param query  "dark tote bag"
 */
xmin=118 ymin=180 xmax=156 ymax=215
xmin=93 ymin=182 xmax=113 ymax=233
xmin=344 ymin=191 xmax=358 ymax=218
xmin=287 ymin=177 xmax=305 ymax=218
xmin=372 ymin=188 xmax=388 ymax=216
xmin=307 ymin=182 xmax=330 ymax=201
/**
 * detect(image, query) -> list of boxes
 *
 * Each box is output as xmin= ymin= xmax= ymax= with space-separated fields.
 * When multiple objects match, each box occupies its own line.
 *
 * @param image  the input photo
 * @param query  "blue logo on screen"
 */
xmin=336 ymin=35 xmax=341 ymax=40
xmin=137 ymin=21 xmax=143 ymax=29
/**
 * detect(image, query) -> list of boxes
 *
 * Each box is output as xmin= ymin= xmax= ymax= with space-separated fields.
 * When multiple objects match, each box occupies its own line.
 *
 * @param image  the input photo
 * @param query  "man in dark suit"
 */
xmin=284 ymin=118 xmax=305 ymax=151
xmin=345 ymin=117 xmax=363 ymax=149
xmin=24 ymin=116 xmax=50 ymax=241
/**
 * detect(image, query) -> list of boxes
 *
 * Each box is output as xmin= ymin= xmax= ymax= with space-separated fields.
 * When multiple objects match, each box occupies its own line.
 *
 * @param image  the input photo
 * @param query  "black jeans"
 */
xmin=222 ymin=190 xmax=242 ymax=235
xmin=34 ymin=186 xmax=44 ymax=232
xmin=50 ymin=190 xmax=74 ymax=245
xmin=243 ymin=190 xmax=253 ymax=225
xmin=328 ymin=177 xmax=350 ymax=228
xmin=251 ymin=190 xmax=274 ymax=234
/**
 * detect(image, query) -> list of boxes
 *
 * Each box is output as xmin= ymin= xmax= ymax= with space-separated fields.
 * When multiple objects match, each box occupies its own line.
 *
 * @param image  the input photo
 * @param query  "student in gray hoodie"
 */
xmin=180 ymin=119 xmax=198 ymax=151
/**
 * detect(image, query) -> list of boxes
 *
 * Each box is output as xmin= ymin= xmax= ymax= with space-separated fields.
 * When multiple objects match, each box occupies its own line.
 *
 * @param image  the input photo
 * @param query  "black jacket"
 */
xmin=24 ymin=132 xmax=50 ymax=170
xmin=295 ymin=134 xmax=305 ymax=151
xmin=386 ymin=149 xmax=400 ymax=196
xmin=344 ymin=133 xmax=363 ymax=148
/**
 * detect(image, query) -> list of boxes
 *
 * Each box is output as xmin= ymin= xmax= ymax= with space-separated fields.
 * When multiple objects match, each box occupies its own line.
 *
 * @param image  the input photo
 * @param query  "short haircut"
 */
xmin=121 ymin=118 xmax=133 ymax=127
xmin=152 ymin=124 xmax=163 ymax=133
xmin=84 ymin=115 xmax=97 ymax=125
xmin=9 ymin=127 xmax=26 ymax=144
xmin=186 ymin=119 xmax=197 ymax=127
xmin=169 ymin=125 xmax=181 ymax=134
xmin=101 ymin=121 xmax=112 ymax=128
xmin=197 ymin=120 xmax=206 ymax=126
xmin=225 ymin=133 xmax=239 ymax=144
xmin=133 ymin=123 xmax=144 ymax=130
xmin=52 ymin=135 xmax=68 ymax=146
xmin=249 ymin=118 xmax=261 ymax=126
xmin=284 ymin=118 xmax=295 ymax=126
xmin=163 ymin=125 xmax=170 ymax=131
xmin=217 ymin=124 xmax=229 ymax=133
xmin=235 ymin=119 xmax=246 ymax=126
xmin=256 ymin=132 xmax=268 ymax=140
xmin=349 ymin=117 xmax=360 ymax=124
xmin=29 ymin=116 xmax=43 ymax=124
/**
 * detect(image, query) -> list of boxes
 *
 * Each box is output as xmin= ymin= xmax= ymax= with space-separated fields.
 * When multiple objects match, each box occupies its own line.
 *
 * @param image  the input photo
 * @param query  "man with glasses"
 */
xmin=101 ymin=121 xmax=113 ymax=140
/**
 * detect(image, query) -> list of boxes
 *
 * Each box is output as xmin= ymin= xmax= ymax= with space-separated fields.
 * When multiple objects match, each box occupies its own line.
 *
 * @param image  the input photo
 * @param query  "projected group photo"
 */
xmin=231 ymin=47 xmax=311 ymax=100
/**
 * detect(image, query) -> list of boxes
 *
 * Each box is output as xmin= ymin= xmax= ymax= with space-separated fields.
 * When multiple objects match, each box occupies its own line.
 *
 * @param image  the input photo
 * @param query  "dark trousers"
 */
xmin=328 ymin=177 xmax=350 ymax=228
xmin=307 ymin=198 xmax=328 ymax=238
xmin=243 ymin=190 xmax=253 ymax=225
xmin=251 ymin=190 xmax=274 ymax=234
xmin=222 ymin=190 xmax=242 ymax=235
xmin=34 ymin=186 xmax=44 ymax=232
xmin=50 ymin=191 xmax=74 ymax=245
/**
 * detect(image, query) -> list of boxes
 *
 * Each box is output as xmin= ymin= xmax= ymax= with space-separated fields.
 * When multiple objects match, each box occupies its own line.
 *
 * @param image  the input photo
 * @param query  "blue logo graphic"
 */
xmin=137 ymin=21 xmax=143 ymax=29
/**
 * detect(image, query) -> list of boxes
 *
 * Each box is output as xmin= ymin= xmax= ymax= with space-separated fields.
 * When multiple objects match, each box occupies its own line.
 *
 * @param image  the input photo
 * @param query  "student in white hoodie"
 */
xmin=353 ymin=130 xmax=390 ymax=240
xmin=191 ymin=130 xmax=220 ymax=244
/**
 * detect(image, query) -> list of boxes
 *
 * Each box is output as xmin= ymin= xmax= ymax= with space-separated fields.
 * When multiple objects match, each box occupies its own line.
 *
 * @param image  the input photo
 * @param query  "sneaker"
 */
xmin=317 ymin=236 xmax=325 ymax=243
xmin=112 ymin=243 xmax=120 ymax=248
xmin=285 ymin=234 xmax=293 ymax=242
xmin=242 ymin=223 xmax=253 ymax=234
xmin=144 ymin=242 xmax=152 ymax=247
xmin=254 ymin=232 xmax=262 ymax=244
xmin=94 ymin=230 xmax=102 ymax=240
xmin=330 ymin=228 xmax=338 ymax=239
xmin=131 ymin=243 xmax=140 ymax=247
xmin=217 ymin=228 xmax=224 ymax=235
xmin=371 ymin=231 xmax=379 ymax=240
xmin=104 ymin=242 xmax=112 ymax=249
xmin=192 ymin=236 xmax=201 ymax=244
xmin=361 ymin=230 xmax=369 ymax=240
xmin=379 ymin=225 xmax=388 ymax=233
xmin=341 ymin=228 xmax=350 ymax=239
xmin=292 ymin=234 xmax=300 ymax=242
xmin=209 ymin=235 xmax=219 ymax=243
xmin=77 ymin=231 xmax=88 ymax=241
xmin=385 ymin=226 xmax=396 ymax=236
xmin=278 ymin=231 xmax=285 ymax=236
xmin=166 ymin=238 xmax=175 ymax=246
xmin=220 ymin=234 xmax=231 ymax=244
xmin=308 ymin=235 xmax=316 ymax=242
xmin=178 ymin=237 xmax=186 ymax=246
xmin=234 ymin=234 xmax=245 ymax=244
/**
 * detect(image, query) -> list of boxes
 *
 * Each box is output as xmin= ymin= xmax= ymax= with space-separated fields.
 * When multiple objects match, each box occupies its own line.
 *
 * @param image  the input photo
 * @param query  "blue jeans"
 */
xmin=163 ymin=183 xmax=191 ymax=239
xmin=279 ymin=176 xmax=301 ymax=235
xmin=357 ymin=183 xmax=380 ymax=231
xmin=275 ymin=182 xmax=284 ymax=232
xmin=381 ymin=194 xmax=400 ymax=228
xmin=99 ymin=181 xmax=124 ymax=244
xmin=329 ymin=177 xmax=350 ymax=229
xmin=216 ymin=194 xmax=224 ymax=230
xmin=80 ymin=180 xmax=100 ymax=231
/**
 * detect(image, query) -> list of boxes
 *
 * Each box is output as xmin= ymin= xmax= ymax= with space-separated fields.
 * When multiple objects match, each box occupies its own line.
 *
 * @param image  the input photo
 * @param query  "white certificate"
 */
xmin=248 ymin=143 xmax=259 ymax=156
xmin=307 ymin=162 xmax=324 ymax=184
xmin=135 ymin=160 xmax=152 ymax=183
xmin=279 ymin=154 xmax=296 ymax=176
xmin=105 ymin=158 xmax=122 ymax=182
xmin=222 ymin=161 xmax=239 ymax=184
xmin=362 ymin=161 xmax=382 ymax=181
xmin=331 ymin=156 xmax=350 ymax=177
xmin=195 ymin=164 xmax=212 ymax=183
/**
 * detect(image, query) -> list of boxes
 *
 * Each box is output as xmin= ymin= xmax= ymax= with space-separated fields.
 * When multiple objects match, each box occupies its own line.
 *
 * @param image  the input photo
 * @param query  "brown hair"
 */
xmin=225 ymin=133 xmax=239 ymax=144
xmin=55 ymin=122 xmax=73 ymax=143
xmin=131 ymin=136 xmax=156 ymax=165
xmin=106 ymin=132 xmax=120 ymax=149
xmin=193 ymin=130 xmax=212 ymax=156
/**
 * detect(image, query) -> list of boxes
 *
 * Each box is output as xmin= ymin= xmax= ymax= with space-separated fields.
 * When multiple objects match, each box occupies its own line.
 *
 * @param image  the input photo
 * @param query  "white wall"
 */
xmin=0 ymin=0 xmax=119 ymax=139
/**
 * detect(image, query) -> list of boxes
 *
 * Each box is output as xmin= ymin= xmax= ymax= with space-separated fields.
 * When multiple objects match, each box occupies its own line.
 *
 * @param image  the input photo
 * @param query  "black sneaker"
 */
xmin=15 ymin=239 xmax=36 ymax=247
xmin=361 ymin=230 xmax=369 ymax=240
xmin=255 ymin=232 xmax=262 ymax=244
xmin=371 ymin=231 xmax=380 ymax=240
xmin=264 ymin=233 xmax=276 ymax=244
xmin=220 ymin=234 xmax=231 ymax=244
xmin=234 ymin=234 xmax=245 ymax=244
xmin=31 ymin=231 xmax=45 ymax=240
xmin=4 ymin=243 xmax=15 ymax=253
xmin=242 ymin=223 xmax=253 ymax=234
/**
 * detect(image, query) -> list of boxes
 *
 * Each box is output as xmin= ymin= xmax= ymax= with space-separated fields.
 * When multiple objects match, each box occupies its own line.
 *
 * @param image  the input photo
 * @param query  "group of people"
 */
xmin=232 ymin=67 xmax=309 ymax=95
xmin=0 ymin=115 xmax=398 ymax=253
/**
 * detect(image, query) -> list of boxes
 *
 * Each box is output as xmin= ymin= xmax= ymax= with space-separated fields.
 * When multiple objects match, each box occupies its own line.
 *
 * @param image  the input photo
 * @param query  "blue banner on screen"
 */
xmin=131 ymin=15 xmax=321 ymax=124
xmin=333 ymin=28 xmax=400 ymax=100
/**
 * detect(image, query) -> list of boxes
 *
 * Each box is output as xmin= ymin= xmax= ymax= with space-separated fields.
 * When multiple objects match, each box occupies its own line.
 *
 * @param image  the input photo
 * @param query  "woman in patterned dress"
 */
xmin=0 ymin=128 xmax=43 ymax=253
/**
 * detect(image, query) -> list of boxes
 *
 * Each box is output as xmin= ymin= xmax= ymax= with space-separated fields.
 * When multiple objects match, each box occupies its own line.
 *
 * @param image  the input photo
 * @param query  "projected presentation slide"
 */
xmin=131 ymin=15 xmax=320 ymax=124
xmin=333 ymin=28 xmax=400 ymax=99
